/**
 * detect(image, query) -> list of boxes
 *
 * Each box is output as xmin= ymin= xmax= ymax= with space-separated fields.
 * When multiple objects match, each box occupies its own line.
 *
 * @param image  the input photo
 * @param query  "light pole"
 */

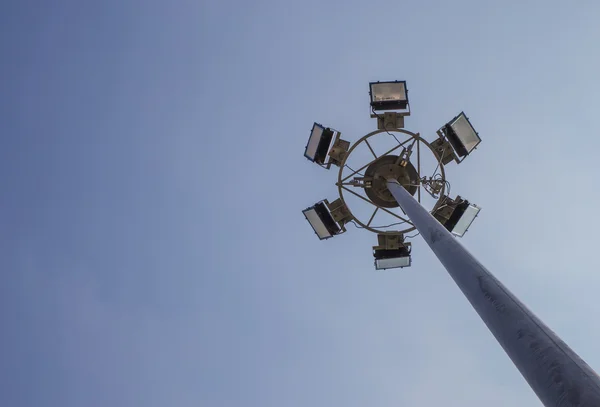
xmin=301 ymin=80 xmax=600 ymax=406
xmin=387 ymin=179 xmax=600 ymax=406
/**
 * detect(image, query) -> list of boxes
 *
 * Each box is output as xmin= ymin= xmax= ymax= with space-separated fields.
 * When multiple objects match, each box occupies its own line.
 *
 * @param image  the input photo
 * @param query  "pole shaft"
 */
xmin=386 ymin=180 xmax=600 ymax=407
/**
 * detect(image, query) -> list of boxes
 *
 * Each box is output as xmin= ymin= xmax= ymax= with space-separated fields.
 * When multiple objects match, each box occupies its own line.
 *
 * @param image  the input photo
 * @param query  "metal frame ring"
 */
xmin=336 ymin=128 xmax=447 ymax=235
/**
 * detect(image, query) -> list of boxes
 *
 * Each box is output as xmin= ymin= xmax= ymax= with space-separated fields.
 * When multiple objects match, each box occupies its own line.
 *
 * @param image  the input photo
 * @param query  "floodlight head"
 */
xmin=374 ymin=246 xmax=412 ymax=270
xmin=304 ymin=123 xmax=335 ymax=165
xmin=441 ymin=112 xmax=481 ymax=161
xmin=373 ymin=233 xmax=411 ymax=270
xmin=302 ymin=200 xmax=343 ymax=240
xmin=450 ymin=202 xmax=481 ymax=237
xmin=369 ymin=81 xmax=408 ymax=111
xmin=431 ymin=195 xmax=481 ymax=237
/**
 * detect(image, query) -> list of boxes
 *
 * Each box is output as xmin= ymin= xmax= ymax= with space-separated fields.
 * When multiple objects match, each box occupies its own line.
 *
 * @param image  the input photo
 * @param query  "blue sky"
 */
xmin=1 ymin=1 xmax=600 ymax=406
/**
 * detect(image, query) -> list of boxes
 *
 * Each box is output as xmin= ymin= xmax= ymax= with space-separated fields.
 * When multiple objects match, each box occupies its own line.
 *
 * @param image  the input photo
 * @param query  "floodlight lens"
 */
xmin=447 ymin=113 xmax=481 ymax=157
xmin=303 ymin=202 xmax=341 ymax=240
xmin=304 ymin=123 xmax=334 ymax=165
xmin=314 ymin=128 xmax=334 ymax=164
xmin=303 ymin=208 xmax=332 ymax=239
xmin=370 ymin=81 xmax=408 ymax=110
xmin=373 ymin=247 xmax=411 ymax=270
xmin=451 ymin=204 xmax=481 ymax=237
xmin=304 ymin=123 xmax=324 ymax=162
xmin=375 ymin=256 xmax=411 ymax=270
xmin=372 ymin=82 xmax=406 ymax=102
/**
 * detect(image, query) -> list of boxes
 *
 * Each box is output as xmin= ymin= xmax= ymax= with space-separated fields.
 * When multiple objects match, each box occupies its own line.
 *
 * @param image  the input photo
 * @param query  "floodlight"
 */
xmin=441 ymin=112 xmax=481 ymax=160
xmin=302 ymin=200 xmax=342 ymax=240
xmin=304 ymin=123 xmax=335 ymax=165
xmin=449 ymin=202 xmax=481 ymax=237
xmin=431 ymin=195 xmax=481 ymax=237
xmin=374 ymin=247 xmax=412 ymax=270
xmin=373 ymin=233 xmax=411 ymax=270
xmin=369 ymin=81 xmax=408 ymax=111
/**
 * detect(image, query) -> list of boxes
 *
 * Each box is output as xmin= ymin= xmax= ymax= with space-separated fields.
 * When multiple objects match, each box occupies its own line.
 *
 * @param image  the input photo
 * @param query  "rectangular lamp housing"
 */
xmin=373 ymin=247 xmax=411 ymax=270
xmin=304 ymin=123 xmax=334 ymax=165
xmin=450 ymin=202 xmax=481 ymax=237
xmin=432 ymin=195 xmax=481 ymax=237
xmin=370 ymin=81 xmax=408 ymax=111
xmin=443 ymin=112 xmax=481 ymax=158
xmin=303 ymin=201 xmax=341 ymax=240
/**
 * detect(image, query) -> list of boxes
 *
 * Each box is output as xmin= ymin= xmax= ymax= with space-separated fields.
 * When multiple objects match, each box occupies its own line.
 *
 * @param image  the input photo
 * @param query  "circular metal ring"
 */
xmin=336 ymin=128 xmax=447 ymax=235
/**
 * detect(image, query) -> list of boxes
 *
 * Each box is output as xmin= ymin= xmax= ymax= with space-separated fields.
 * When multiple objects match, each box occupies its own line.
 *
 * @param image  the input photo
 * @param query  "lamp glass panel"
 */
xmin=305 ymin=124 xmax=324 ymax=161
xmin=375 ymin=256 xmax=411 ymax=270
xmin=450 ymin=114 xmax=480 ymax=154
xmin=451 ymin=204 xmax=481 ymax=237
xmin=303 ymin=208 xmax=332 ymax=239
xmin=371 ymin=82 xmax=407 ymax=103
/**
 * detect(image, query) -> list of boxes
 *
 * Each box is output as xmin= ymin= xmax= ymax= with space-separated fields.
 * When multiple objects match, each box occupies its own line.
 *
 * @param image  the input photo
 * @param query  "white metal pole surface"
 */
xmin=386 ymin=179 xmax=600 ymax=407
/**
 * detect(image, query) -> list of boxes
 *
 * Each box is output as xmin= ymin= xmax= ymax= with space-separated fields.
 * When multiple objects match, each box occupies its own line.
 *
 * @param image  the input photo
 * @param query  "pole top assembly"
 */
xmin=301 ymin=80 xmax=482 ymax=269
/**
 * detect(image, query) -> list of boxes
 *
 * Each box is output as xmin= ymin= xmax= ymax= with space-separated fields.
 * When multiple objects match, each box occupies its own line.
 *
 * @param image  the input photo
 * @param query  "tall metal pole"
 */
xmin=386 ymin=179 xmax=600 ymax=407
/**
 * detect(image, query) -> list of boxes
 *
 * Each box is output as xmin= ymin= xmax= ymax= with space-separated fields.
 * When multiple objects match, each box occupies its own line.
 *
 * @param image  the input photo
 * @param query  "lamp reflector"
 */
xmin=375 ymin=256 xmax=411 ymax=270
xmin=370 ymin=81 xmax=408 ymax=111
xmin=373 ymin=248 xmax=411 ymax=270
xmin=303 ymin=202 xmax=341 ymax=240
xmin=451 ymin=203 xmax=481 ymax=237
xmin=304 ymin=123 xmax=323 ymax=162
xmin=444 ymin=112 xmax=481 ymax=158
xmin=304 ymin=123 xmax=334 ymax=164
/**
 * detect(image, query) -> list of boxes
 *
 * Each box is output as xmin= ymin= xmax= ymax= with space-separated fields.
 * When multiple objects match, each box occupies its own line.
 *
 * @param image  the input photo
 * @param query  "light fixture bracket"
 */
xmin=374 ymin=233 xmax=409 ymax=251
xmin=327 ymin=134 xmax=350 ymax=168
xmin=373 ymin=112 xmax=405 ymax=130
xmin=430 ymin=138 xmax=458 ymax=165
xmin=327 ymin=198 xmax=353 ymax=226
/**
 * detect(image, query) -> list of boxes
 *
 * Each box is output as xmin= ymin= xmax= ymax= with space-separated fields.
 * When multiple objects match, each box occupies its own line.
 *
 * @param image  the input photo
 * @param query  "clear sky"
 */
xmin=2 ymin=1 xmax=600 ymax=406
